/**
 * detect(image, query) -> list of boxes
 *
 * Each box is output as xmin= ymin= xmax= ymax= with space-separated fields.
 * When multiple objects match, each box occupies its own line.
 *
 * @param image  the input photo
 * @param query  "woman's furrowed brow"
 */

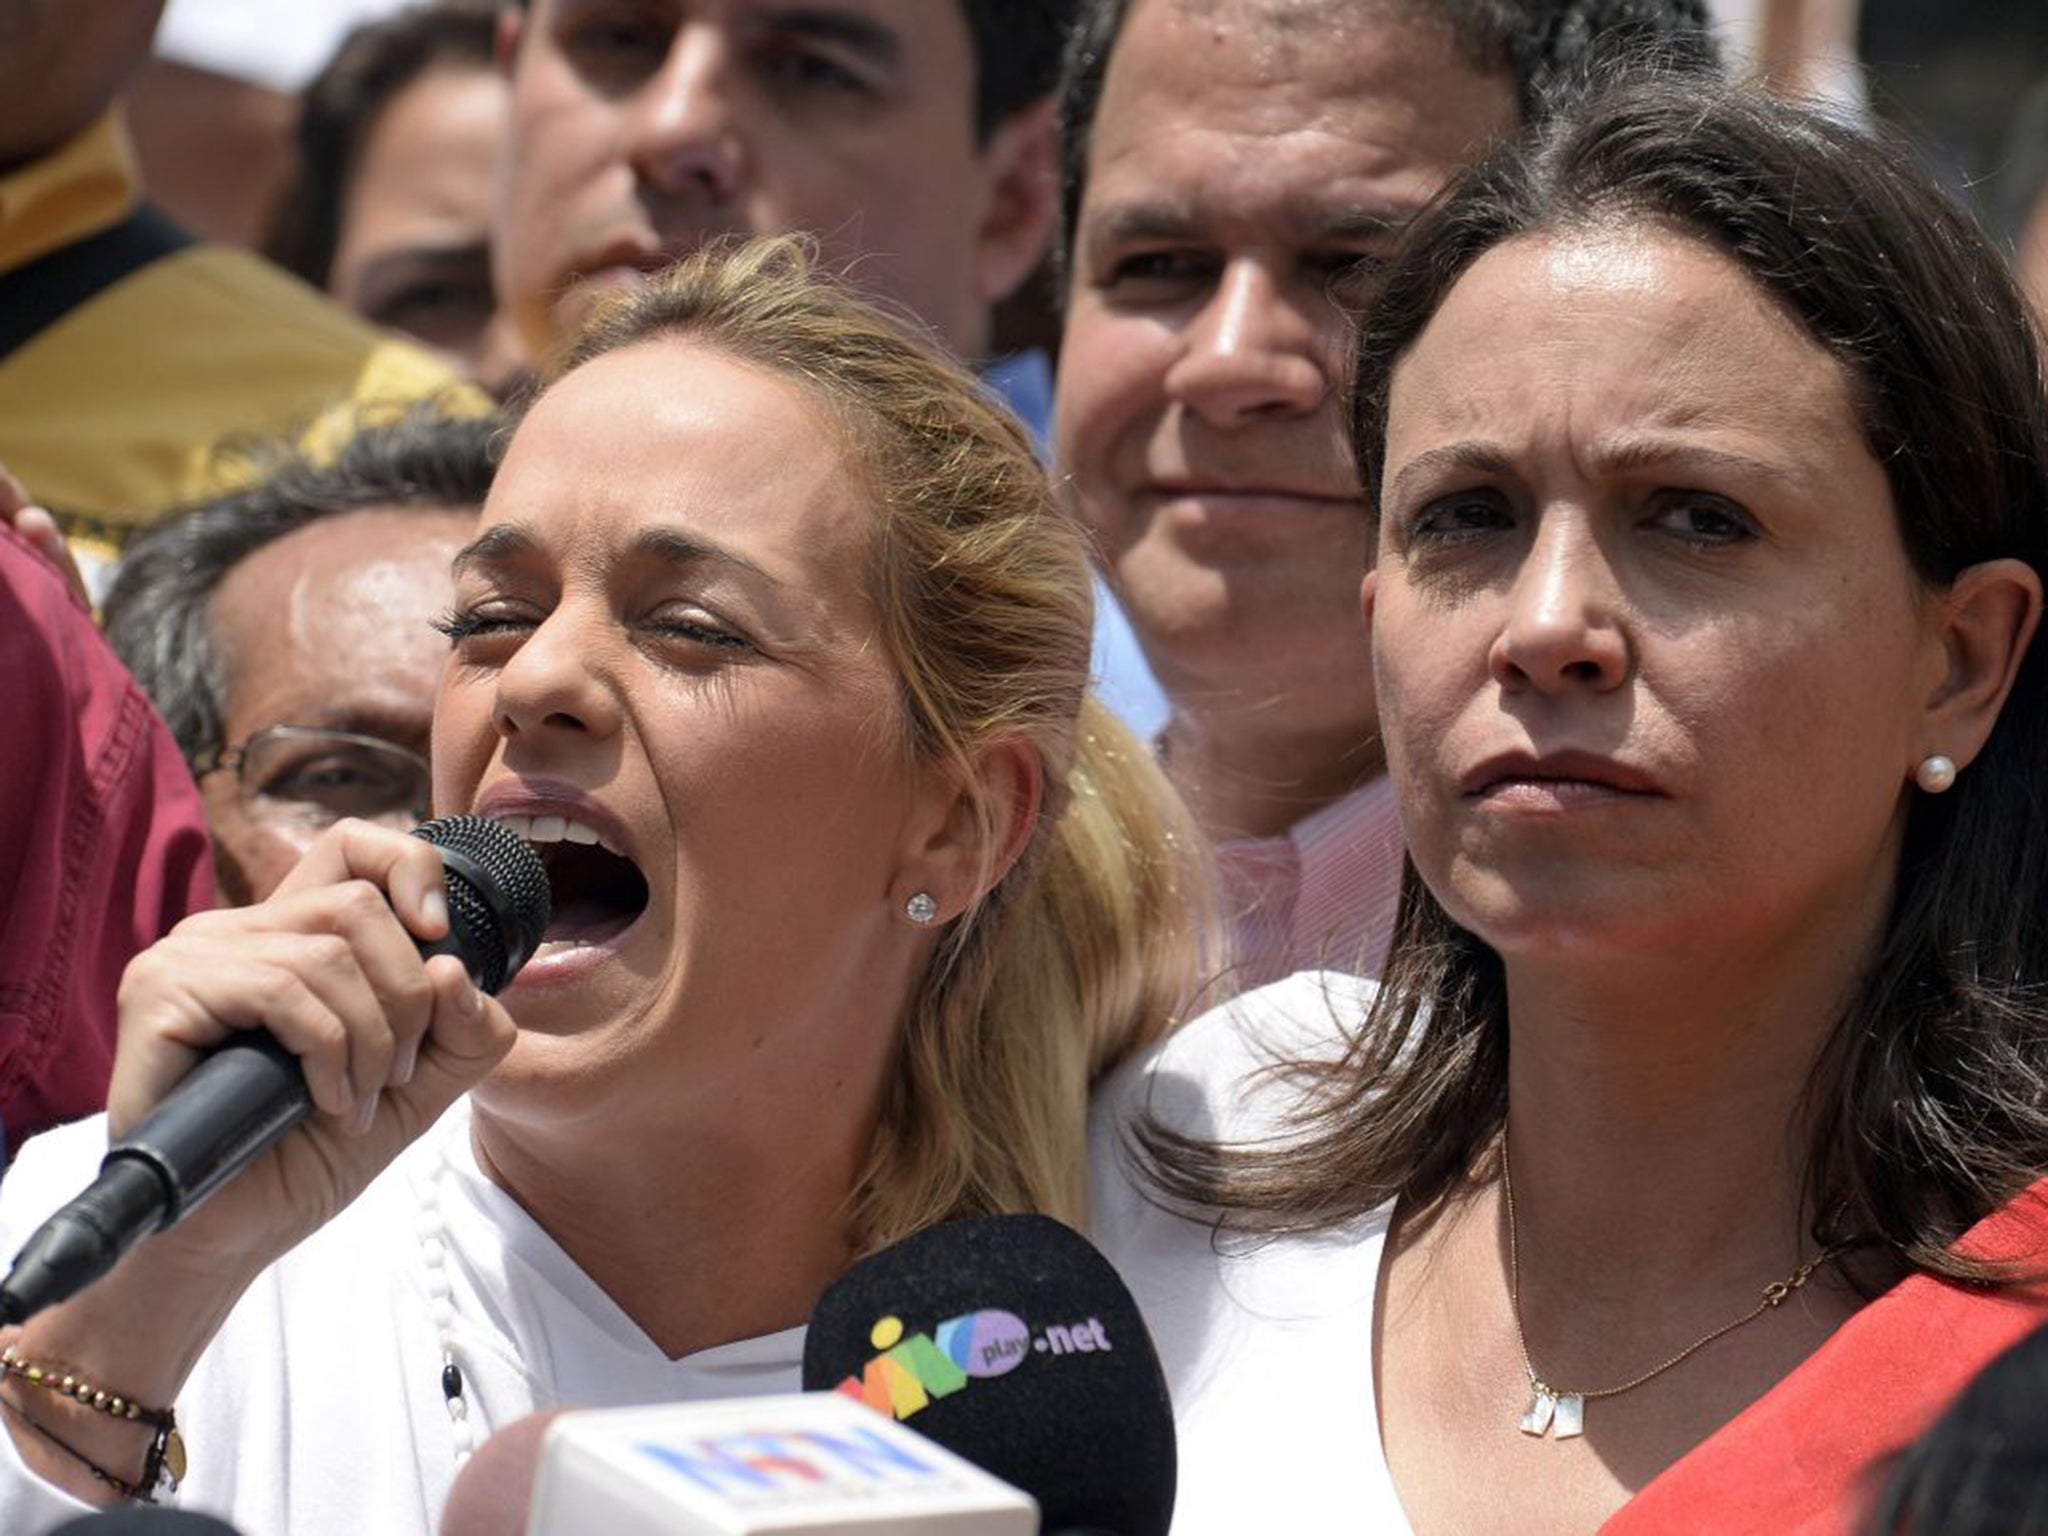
xmin=629 ymin=526 xmax=780 ymax=587
xmin=451 ymin=521 xmax=538 ymax=579
xmin=450 ymin=522 xmax=782 ymax=587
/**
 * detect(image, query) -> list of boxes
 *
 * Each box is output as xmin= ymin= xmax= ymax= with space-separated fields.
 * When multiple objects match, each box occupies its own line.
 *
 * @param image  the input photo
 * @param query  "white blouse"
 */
xmin=0 ymin=1099 xmax=804 ymax=1536
xmin=1089 ymin=970 xmax=1414 ymax=1535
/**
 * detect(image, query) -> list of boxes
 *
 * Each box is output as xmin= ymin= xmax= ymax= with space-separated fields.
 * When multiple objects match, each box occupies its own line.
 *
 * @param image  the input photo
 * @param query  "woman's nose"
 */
xmin=490 ymin=607 xmax=624 ymax=746
xmin=1488 ymin=514 xmax=1631 ymax=694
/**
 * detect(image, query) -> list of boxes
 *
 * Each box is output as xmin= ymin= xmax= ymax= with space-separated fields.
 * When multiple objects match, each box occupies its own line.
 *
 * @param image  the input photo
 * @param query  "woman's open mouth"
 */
xmin=492 ymin=813 xmax=650 ymax=959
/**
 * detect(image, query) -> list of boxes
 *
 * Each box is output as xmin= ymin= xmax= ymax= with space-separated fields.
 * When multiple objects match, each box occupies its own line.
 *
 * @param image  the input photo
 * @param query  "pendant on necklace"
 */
xmin=1519 ymin=1386 xmax=1586 ymax=1440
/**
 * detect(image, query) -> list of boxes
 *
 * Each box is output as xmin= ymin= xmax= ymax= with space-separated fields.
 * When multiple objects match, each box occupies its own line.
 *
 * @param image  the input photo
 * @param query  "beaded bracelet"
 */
xmin=0 ymin=1392 xmax=152 ymax=1502
xmin=0 ymin=1345 xmax=184 ymax=1501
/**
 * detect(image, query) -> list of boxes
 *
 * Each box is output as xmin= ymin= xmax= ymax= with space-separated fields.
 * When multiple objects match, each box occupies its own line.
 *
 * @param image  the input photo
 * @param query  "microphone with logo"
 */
xmin=800 ymin=1213 xmax=1175 ymax=1536
xmin=0 ymin=816 xmax=550 ymax=1325
xmin=467 ymin=1214 xmax=1176 ymax=1536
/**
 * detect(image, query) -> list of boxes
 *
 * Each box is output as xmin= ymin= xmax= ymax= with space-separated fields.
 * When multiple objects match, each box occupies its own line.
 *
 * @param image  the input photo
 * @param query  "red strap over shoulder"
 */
xmin=1603 ymin=1181 xmax=2048 ymax=1535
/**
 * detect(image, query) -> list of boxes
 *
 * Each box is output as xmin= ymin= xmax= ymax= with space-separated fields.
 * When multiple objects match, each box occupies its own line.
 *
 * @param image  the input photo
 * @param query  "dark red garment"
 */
xmin=1604 ymin=1179 xmax=2048 ymax=1534
xmin=0 ymin=523 xmax=213 ymax=1156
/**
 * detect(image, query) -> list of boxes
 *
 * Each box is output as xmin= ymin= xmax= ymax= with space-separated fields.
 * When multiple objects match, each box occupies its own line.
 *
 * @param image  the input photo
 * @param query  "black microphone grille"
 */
xmin=413 ymin=816 xmax=552 ymax=994
xmin=51 ymin=1511 xmax=249 ymax=1533
xmin=803 ymin=1213 xmax=1176 ymax=1536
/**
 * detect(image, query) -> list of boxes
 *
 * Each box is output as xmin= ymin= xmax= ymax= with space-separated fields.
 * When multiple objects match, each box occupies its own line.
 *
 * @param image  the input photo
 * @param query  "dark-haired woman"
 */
xmin=1092 ymin=76 xmax=2048 ymax=1536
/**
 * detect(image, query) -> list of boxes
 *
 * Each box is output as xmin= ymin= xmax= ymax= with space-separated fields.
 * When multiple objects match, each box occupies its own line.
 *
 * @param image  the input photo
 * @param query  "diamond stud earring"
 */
xmin=905 ymin=892 xmax=939 ymax=925
xmin=1915 ymin=754 xmax=1957 ymax=794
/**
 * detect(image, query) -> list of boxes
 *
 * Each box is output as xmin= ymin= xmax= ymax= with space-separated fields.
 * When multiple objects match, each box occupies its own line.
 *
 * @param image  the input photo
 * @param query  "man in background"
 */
xmin=1055 ymin=0 xmax=1718 ymax=983
xmin=266 ymin=0 xmax=517 ymax=389
xmin=0 ymin=476 xmax=213 ymax=1158
xmin=0 ymin=0 xmax=466 ymax=587
xmin=104 ymin=413 xmax=494 ymax=907
xmin=496 ymin=0 xmax=1063 ymax=374
xmin=488 ymin=0 xmax=1168 ymax=729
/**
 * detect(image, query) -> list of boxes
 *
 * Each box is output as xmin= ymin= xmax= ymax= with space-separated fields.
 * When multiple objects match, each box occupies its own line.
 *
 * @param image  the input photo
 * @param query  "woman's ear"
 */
xmin=893 ymin=737 xmax=1045 ymax=926
xmin=1919 ymin=557 xmax=2043 ymax=771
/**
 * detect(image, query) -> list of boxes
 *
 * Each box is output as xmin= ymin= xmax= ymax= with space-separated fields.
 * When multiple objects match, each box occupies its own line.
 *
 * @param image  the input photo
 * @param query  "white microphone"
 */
xmin=523 ymin=1392 xmax=1037 ymax=1535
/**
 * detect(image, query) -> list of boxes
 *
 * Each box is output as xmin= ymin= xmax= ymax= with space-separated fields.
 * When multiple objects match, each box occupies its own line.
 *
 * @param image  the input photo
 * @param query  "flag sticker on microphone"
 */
xmin=833 ymin=1308 xmax=1115 ymax=1422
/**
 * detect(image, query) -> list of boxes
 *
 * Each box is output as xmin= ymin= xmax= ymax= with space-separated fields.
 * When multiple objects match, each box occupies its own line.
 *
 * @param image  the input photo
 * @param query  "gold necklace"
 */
xmin=1499 ymin=1130 xmax=1836 ymax=1441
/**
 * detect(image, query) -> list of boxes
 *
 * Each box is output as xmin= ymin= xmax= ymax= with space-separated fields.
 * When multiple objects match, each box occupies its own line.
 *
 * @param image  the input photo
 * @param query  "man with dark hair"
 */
xmin=488 ymin=0 xmax=1169 ymax=729
xmin=103 ymin=413 xmax=497 ymax=907
xmin=494 ymin=0 xmax=1072 ymax=369
xmin=266 ymin=0 xmax=514 ymax=386
xmin=1054 ymin=0 xmax=1717 ymax=984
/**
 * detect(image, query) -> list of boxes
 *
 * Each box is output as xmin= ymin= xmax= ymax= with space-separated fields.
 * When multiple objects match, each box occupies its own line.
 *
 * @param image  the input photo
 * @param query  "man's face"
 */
xmin=496 ymin=0 xmax=1044 ymax=365
xmin=330 ymin=64 xmax=512 ymax=385
xmin=1055 ymin=0 xmax=1519 ymax=748
xmin=0 ymin=0 xmax=164 ymax=165
xmin=200 ymin=507 xmax=474 ymax=905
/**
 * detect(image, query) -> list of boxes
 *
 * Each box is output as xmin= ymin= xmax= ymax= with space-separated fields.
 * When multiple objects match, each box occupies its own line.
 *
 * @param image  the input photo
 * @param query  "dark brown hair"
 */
xmin=503 ymin=0 xmax=1077 ymax=146
xmin=103 ymin=408 xmax=499 ymax=772
xmin=264 ymin=0 xmax=499 ymax=290
xmin=1151 ymin=75 xmax=2048 ymax=1288
xmin=1055 ymin=0 xmax=1720 ymax=269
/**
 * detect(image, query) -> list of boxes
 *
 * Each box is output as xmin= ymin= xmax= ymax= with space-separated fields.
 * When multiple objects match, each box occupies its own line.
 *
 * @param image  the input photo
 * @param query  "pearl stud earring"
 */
xmin=1915 ymin=755 xmax=1957 ymax=794
xmin=905 ymin=892 xmax=939 ymax=925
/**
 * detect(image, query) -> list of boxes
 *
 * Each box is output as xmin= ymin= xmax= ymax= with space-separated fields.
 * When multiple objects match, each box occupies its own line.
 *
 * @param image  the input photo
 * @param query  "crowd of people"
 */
xmin=0 ymin=2 xmax=2045 ymax=1534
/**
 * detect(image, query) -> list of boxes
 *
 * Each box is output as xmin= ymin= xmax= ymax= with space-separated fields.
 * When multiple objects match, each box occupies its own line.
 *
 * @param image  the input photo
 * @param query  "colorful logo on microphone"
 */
xmin=832 ymin=1308 xmax=1115 ymax=1422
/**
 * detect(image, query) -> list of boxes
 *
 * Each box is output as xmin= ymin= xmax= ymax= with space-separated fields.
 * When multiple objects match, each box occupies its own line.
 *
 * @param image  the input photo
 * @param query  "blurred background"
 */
xmin=121 ymin=0 xmax=2048 ymax=361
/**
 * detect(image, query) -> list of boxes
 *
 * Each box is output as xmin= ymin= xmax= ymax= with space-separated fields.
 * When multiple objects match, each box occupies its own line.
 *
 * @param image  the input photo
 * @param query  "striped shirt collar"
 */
xmin=1215 ymin=773 xmax=1405 ymax=991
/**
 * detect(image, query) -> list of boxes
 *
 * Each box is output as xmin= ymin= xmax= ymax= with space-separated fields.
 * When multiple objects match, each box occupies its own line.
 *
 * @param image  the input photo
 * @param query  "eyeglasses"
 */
xmin=192 ymin=725 xmax=433 ymax=832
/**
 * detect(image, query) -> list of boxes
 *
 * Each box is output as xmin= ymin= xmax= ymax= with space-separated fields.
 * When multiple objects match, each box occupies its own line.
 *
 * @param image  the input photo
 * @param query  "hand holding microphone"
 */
xmin=0 ymin=817 xmax=545 ymax=1510
xmin=2 ymin=816 xmax=547 ymax=1323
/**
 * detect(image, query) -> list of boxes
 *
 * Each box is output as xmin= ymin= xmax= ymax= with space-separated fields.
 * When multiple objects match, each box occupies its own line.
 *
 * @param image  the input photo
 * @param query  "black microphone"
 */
xmin=0 ymin=815 xmax=550 ymax=1325
xmin=52 ymin=1510 xmax=248 ymax=1533
xmin=800 ymin=1213 xmax=1177 ymax=1536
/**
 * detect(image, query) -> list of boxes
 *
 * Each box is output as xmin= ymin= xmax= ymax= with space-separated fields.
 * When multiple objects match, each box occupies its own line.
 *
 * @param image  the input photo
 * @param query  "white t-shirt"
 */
xmin=0 ymin=1100 xmax=803 ymax=1536
xmin=1088 ymin=970 xmax=1414 ymax=1535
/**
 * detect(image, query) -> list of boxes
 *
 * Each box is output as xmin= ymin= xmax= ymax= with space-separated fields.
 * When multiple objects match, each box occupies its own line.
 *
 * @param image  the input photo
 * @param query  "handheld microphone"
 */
xmin=801 ymin=1213 xmax=1177 ymax=1536
xmin=524 ymin=1394 xmax=1037 ymax=1535
xmin=0 ymin=816 xmax=550 ymax=1324
xmin=442 ymin=1216 xmax=1174 ymax=1536
xmin=51 ymin=1510 xmax=248 ymax=1533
